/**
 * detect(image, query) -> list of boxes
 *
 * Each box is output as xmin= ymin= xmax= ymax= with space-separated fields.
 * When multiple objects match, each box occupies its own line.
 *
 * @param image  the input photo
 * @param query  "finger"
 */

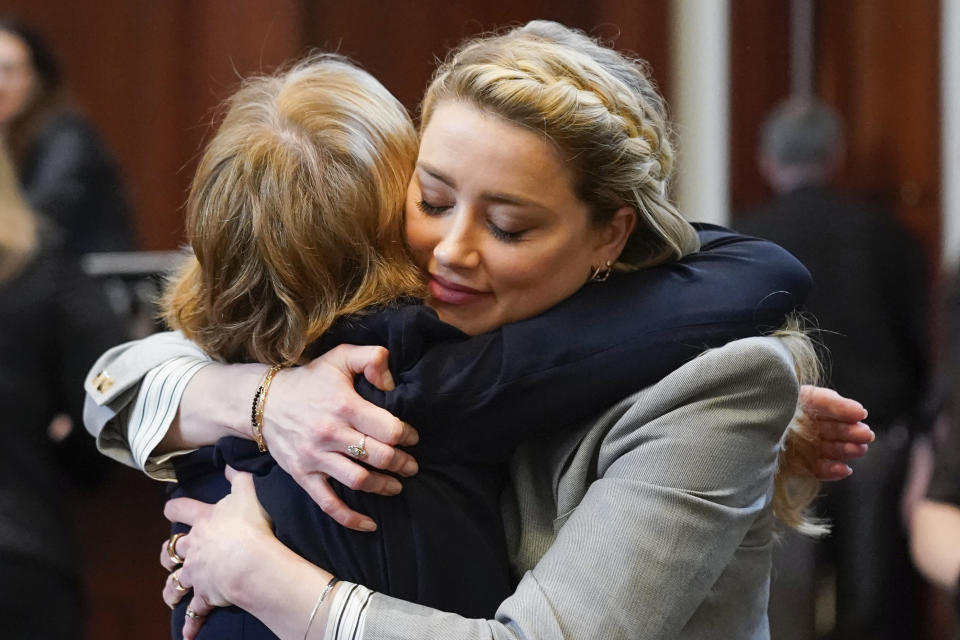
xmin=340 ymin=401 xmax=412 ymax=447
xmin=311 ymin=450 xmax=404 ymax=494
xmin=819 ymin=440 xmax=870 ymax=461
xmin=183 ymin=595 xmax=214 ymax=640
xmin=163 ymin=571 xmax=191 ymax=610
xmin=335 ymin=344 xmax=396 ymax=391
xmin=353 ymin=436 xmax=419 ymax=477
xmin=817 ymin=459 xmax=854 ymax=481
xmin=164 ymin=497 xmax=215 ymax=526
xmin=817 ymin=420 xmax=876 ymax=444
xmin=397 ymin=421 xmax=419 ymax=447
xmin=296 ymin=471 xmax=378 ymax=532
xmin=799 ymin=385 xmax=868 ymax=421
xmin=159 ymin=536 xmax=188 ymax=572
xmin=224 ymin=466 xmax=256 ymax=492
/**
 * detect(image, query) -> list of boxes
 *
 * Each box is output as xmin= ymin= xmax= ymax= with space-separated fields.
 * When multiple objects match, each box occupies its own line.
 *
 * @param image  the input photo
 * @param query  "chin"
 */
xmin=434 ymin=308 xmax=496 ymax=336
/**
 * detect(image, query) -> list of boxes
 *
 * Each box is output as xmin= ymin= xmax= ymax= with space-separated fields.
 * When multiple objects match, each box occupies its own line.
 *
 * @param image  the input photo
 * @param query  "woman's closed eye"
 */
xmin=416 ymin=199 xmax=450 ymax=216
xmin=487 ymin=219 xmax=526 ymax=242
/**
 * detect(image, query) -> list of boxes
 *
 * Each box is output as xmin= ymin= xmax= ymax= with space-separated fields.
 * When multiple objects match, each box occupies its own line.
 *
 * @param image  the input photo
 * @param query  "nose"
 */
xmin=433 ymin=207 xmax=481 ymax=270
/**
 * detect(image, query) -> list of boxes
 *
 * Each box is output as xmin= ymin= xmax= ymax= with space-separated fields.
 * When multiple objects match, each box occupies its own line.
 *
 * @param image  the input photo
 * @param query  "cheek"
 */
xmin=403 ymin=209 xmax=436 ymax=271
xmin=491 ymin=242 xmax=592 ymax=316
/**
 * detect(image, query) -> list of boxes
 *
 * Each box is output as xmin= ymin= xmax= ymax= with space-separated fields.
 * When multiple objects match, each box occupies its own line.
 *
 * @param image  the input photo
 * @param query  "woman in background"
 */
xmin=0 ymin=141 xmax=125 ymax=638
xmin=0 ymin=18 xmax=134 ymax=254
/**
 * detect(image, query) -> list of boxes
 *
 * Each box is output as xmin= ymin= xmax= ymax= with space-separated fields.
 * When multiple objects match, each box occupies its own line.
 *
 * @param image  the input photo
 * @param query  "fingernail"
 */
xmin=359 ymin=519 xmax=377 ymax=532
xmin=404 ymin=423 xmax=419 ymax=445
xmin=401 ymin=459 xmax=419 ymax=477
xmin=385 ymin=479 xmax=403 ymax=495
xmin=382 ymin=370 xmax=395 ymax=391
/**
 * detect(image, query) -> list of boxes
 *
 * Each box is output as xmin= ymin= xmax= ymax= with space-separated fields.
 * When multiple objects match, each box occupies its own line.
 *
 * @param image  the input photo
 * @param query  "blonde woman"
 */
xmin=84 ymin=22 xmax=871 ymax=640
xmin=0 ymin=141 xmax=125 ymax=639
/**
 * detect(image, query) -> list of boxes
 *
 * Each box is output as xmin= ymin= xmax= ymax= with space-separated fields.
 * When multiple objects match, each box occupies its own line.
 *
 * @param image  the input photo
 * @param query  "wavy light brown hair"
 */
xmin=162 ymin=54 xmax=423 ymax=365
xmin=0 ymin=140 xmax=37 ymax=282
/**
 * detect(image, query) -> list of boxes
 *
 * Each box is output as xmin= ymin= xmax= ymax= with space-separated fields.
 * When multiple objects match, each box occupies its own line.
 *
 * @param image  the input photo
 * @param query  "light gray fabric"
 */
xmin=362 ymin=337 xmax=798 ymax=640
xmin=82 ymin=330 xmax=209 ymax=469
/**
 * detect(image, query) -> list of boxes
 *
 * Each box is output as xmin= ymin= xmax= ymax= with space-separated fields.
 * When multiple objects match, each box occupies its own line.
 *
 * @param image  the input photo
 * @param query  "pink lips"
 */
xmin=428 ymin=274 xmax=487 ymax=305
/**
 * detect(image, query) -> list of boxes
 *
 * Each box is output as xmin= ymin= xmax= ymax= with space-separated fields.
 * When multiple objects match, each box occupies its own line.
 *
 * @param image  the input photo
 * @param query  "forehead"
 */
xmin=418 ymin=101 xmax=580 ymax=202
xmin=0 ymin=32 xmax=30 ymax=63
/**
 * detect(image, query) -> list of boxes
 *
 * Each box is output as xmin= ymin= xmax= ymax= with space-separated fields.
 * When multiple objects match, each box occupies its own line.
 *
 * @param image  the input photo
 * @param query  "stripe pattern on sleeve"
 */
xmin=325 ymin=582 xmax=374 ymax=640
xmin=127 ymin=356 xmax=211 ymax=477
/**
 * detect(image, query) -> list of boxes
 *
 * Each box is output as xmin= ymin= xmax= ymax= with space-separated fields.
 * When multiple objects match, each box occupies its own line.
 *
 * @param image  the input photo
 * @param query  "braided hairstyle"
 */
xmin=421 ymin=20 xmax=700 ymax=270
xmin=423 ymin=21 xmax=825 ymax=535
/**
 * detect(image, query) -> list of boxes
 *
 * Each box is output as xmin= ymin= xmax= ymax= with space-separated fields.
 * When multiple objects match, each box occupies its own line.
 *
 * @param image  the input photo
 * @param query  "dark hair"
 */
xmin=0 ymin=18 xmax=66 ymax=164
xmin=0 ymin=18 xmax=61 ymax=92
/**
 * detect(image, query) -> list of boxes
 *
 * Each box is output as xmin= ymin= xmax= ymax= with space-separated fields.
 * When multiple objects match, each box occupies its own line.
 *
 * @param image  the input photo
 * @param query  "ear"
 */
xmin=593 ymin=206 xmax=637 ymax=263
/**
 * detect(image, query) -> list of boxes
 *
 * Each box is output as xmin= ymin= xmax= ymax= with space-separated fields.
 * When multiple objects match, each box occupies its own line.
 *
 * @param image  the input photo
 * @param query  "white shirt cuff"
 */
xmin=325 ymin=582 xmax=373 ymax=640
xmin=127 ymin=355 xmax=212 ymax=480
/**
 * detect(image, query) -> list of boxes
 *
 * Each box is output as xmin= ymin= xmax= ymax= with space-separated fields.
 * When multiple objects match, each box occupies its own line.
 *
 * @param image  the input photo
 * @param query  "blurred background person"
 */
xmin=0 ymin=138 xmax=126 ymax=638
xmin=736 ymin=97 xmax=930 ymax=640
xmin=912 ymin=412 xmax=960 ymax=634
xmin=0 ymin=18 xmax=134 ymax=255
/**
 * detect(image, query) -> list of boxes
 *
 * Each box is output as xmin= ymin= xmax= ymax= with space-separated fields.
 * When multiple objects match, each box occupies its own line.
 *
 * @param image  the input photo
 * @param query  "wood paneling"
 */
xmin=729 ymin=0 xmax=791 ymax=211
xmin=817 ymin=0 xmax=941 ymax=264
xmin=303 ymin=1 xmax=669 ymax=116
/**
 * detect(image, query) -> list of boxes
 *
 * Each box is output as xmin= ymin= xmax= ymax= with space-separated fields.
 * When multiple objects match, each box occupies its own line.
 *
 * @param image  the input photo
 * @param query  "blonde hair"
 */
xmin=162 ymin=54 xmax=423 ymax=365
xmin=0 ymin=140 xmax=38 ymax=282
xmin=771 ymin=317 xmax=829 ymax=536
xmin=421 ymin=20 xmax=700 ymax=270
xmin=429 ymin=21 xmax=824 ymax=534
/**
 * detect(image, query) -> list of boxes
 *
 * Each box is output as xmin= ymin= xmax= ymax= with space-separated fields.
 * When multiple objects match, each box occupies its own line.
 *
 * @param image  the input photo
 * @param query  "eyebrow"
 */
xmin=416 ymin=162 xmax=548 ymax=209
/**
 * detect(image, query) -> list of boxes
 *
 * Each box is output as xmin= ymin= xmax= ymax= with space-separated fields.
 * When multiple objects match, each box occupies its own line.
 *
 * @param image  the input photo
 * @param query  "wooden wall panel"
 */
xmin=817 ymin=0 xmax=941 ymax=264
xmin=729 ymin=0 xmax=791 ymax=212
xmin=303 ymin=0 xmax=669 ymax=117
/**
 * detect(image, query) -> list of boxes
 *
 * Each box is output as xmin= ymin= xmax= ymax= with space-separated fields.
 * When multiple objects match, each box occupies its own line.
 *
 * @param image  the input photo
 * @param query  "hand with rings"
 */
xmin=256 ymin=345 xmax=421 ymax=532
xmin=161 ymin=467 xmax=276 ymax=640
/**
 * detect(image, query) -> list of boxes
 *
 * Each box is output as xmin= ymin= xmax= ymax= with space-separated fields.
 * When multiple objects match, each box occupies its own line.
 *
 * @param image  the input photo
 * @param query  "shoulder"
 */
xmin=584 ymin=336 xmax=800 ymax=471
xmin=657 ymin=335 xmax=798 ymax=403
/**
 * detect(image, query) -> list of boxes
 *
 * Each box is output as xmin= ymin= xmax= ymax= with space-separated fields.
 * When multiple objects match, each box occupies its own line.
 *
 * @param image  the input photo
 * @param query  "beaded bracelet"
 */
xmin=252 ymin=364 xmax=284 ymax=453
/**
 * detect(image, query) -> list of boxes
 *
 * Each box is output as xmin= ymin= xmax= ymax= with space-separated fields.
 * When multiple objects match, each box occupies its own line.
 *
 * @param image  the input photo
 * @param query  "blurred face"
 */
xmin=0 ymin=31 xmax=35 ymax=125
xmin=405 ymin=101 xmax=633 ymax=335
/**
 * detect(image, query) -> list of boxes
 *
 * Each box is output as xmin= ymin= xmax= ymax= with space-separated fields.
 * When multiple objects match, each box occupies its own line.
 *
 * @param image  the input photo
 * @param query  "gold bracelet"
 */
xmin=252 ymin=364 xmax=284 ymax=453
xmin=303 ymin=577 xmax=339 ymax=640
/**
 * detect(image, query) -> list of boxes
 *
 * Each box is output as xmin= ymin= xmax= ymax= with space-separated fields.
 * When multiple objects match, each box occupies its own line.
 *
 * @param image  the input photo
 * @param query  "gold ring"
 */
xmin=167 ymin=532 xmax=187 ymax=565
xmin=185 ymin=608 xmax=201 ymax=620
xmin=346 ymin=434 xmax=367 ymax=459
xmin=170 ymin=571 xmax=188 ymax=592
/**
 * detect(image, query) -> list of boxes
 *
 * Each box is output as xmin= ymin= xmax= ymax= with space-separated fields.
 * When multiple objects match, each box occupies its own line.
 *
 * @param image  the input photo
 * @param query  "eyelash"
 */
xmin=417 ymin=199 xmax=526 ymax=243
xmin=416 ymin=199 xmax=448 ymax=216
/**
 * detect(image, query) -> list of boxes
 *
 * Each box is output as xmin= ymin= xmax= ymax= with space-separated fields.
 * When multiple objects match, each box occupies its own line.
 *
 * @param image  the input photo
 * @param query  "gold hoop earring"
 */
xmin=590 ymin=261 xmax=612 ymax=282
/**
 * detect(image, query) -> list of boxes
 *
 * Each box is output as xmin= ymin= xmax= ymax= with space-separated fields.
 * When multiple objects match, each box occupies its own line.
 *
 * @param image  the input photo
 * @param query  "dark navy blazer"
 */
xmin=169 ymin=225 xmax=810 ymax=639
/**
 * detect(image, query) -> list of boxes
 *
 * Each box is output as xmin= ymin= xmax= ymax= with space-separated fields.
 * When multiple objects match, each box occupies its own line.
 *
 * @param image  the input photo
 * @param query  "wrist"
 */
xmin=180 ymin=361 xmax=269 ymax=443
xmin=228 ymin=533 xmax=338 ymax=639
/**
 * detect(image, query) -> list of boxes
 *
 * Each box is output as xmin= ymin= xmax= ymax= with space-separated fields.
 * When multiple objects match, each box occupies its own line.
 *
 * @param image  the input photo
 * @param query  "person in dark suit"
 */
xmin=737 ymin=97 xmax=929 ymax=640
xmin=0 ymin=140 xmax=126 ymax=638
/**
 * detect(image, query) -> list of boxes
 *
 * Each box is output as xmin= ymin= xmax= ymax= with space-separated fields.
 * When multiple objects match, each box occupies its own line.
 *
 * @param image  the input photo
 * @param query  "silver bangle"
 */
xmin=304 ymin=577 xmax=339 ymax=640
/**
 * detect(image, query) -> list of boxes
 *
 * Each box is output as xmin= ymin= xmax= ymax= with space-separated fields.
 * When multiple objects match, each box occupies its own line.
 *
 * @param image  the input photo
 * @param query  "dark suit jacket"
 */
xmin=0 ymin=241 xmax=125 ymax=575
xmin=737 ymin=186 xmax=928 ymax=428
